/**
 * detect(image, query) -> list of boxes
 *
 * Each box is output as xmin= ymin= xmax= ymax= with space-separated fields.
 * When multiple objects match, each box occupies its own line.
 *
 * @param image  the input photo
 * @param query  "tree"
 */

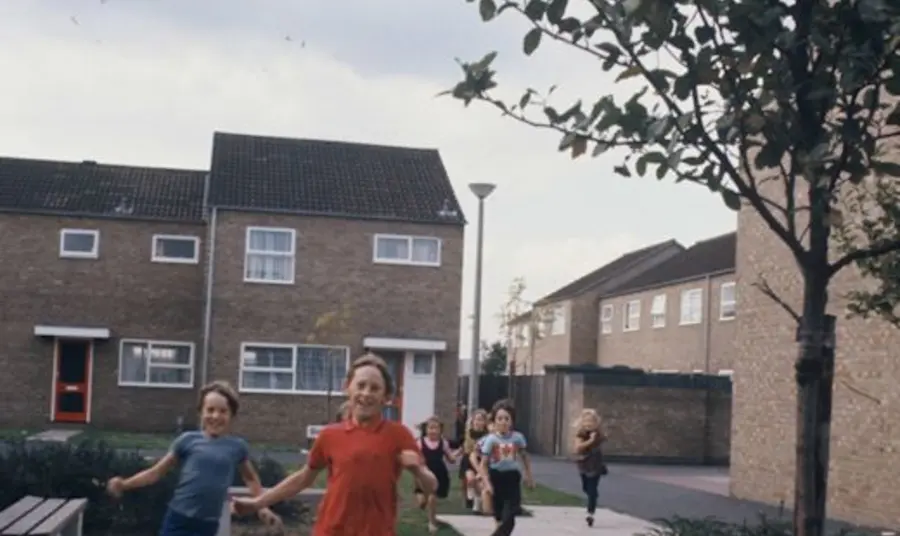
xmin=446 ymin=1 xmax=900 ymax=535
xmin=497 ymin=277 xmax=531 ymax=376
xmin=481 ymin=340 xmax=509 ymax=375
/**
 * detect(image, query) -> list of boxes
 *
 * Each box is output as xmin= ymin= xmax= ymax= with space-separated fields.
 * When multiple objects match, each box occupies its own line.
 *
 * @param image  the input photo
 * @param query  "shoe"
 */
xmin=473 ymin=498 xmax=482 ymax=513
xmin=587 ymin=515 xmax=594 ymax=527
xmin=465 ymin=498 xmax=474 ymax=509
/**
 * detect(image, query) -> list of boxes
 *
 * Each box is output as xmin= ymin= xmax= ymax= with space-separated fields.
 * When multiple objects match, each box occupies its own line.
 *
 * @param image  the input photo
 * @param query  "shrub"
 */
xmin=0 ymin=439 xmax=306 ymax=535
xmin=640 ymin=516 xmax=870 ymax=536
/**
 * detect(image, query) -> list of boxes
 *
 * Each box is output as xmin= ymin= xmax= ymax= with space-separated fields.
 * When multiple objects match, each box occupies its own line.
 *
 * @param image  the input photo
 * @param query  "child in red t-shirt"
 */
xmin=233 ymin=353 xmax=437 ymax=536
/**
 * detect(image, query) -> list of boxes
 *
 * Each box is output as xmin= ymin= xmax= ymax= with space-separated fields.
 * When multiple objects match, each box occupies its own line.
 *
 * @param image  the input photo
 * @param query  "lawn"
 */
xmin=0 ymin=428 xmax=33 ymax=441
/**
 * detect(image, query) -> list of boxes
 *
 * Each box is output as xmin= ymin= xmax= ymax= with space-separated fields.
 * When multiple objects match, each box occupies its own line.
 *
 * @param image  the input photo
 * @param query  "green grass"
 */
xmin=0 ymin=428 xmax=34 ymax=441
xmin=71 ymin=430 xmax=299 ymax=452
xmin=308 ymin=469 xmax=582 ymax=535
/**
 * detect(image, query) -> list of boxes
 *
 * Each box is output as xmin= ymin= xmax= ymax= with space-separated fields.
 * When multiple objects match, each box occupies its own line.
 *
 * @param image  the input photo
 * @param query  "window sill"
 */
xmin=678 ymin=320 xmax=702 ymax=326
xmin=373 ymin=258 xmax=441 ymax=268
xmin=243 ymin=277 xmax=295 ymax=285
xmin=238 ymin=388 xmax=343 ymax=396
xmin=118 ymin=382 xmax=194 ymax=389
xmin=152 ymin=257 xmax=200 ymax=265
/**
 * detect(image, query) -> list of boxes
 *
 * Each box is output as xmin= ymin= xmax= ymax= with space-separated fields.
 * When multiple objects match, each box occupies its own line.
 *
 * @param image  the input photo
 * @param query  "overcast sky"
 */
xmin=1 ymin=0 xmax=735 ymax=360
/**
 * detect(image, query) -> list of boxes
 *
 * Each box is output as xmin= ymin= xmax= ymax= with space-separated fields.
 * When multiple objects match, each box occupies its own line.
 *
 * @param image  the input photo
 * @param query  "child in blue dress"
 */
xmin=106 ymin=381 xmax=281 ymax=536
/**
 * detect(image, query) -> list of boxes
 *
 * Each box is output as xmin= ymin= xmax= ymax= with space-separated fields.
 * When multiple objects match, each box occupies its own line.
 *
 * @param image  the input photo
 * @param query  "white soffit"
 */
xmin=363 ymin=337 xmax=447 ymax=352
xmin=34 ymin=325 xmax=110 ymax=339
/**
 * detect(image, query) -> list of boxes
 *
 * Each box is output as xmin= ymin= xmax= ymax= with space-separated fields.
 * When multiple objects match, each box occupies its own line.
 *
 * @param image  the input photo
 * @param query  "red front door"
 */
xmin=54 ymin=339 xmax=91 ymax=423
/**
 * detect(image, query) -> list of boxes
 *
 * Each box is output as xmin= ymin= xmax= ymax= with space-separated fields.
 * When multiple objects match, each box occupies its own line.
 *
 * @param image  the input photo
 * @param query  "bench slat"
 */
xmin=28 ymin=500 xmax=87 ymax=536
xmin=0 ymin=498 xmax=43 ymax=532
xmin=2 ymin=500 xmax=64 ymax=536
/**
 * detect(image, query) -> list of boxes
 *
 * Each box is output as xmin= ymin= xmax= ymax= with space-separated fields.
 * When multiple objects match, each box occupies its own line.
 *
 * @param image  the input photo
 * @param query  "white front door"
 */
xmin=401 ymin=351 xmax=436 ymax=434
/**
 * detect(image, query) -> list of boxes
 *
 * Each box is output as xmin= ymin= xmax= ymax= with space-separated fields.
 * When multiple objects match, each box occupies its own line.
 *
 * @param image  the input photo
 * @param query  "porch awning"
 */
xmin=33 ymin=325 xmax=110 ymax=339
xmin=363 ymin=336 xmax=447 ymax=352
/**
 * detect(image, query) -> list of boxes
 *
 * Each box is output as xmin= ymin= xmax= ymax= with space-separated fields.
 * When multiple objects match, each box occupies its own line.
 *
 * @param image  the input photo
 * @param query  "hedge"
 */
xmin=0 ymin=439 xmax=305 ymax=535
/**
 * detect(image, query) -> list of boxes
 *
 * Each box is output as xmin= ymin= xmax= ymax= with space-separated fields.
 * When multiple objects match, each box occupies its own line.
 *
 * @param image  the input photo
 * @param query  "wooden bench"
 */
xmin=0 ymin=496 xmax=87 ymax=536
xmin=216 ymin=486 xmax=325 ymax=536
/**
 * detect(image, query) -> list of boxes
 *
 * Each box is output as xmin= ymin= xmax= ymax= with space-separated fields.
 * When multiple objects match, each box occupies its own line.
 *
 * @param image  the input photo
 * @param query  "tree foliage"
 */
xmin=448 ymin=0 xmax=900 ymax=323
xmin=481 ymin=340 xmax=509 ymax=375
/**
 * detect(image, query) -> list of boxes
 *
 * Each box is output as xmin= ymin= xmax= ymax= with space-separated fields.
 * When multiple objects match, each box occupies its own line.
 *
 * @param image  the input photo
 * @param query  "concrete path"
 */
xmin=25 ymin=429 xmax=82 ymax=442
xmin=442 ymin=506 xmax=656 ymax=536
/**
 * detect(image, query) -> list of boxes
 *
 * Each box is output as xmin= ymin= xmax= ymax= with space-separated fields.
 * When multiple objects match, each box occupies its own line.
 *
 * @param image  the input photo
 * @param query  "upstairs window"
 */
xmin=623 ymin=300 xmax=641 ymax=332
xmin=720 ymin=282 xmax=736 ymax=320
xmin=244 ymin=227 xmax=295 ymax=284
xmin=60 ymin=229 xmax=99 ymax=259
xmin=152 ymin=235 xmax=200 ymax=264
xmin=373 ymin=234 xmax=441 ymax=267
xmin=600 ymin=304 xmax=614 ymax=334
xmin=651 ymin=294 xmax=666 ymax=328
xmin=680 ymin=288 xmax=703 ymax=325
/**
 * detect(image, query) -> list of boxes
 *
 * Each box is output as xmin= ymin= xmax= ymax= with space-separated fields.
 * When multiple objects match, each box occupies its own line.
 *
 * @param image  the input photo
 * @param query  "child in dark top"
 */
xmin=479 ymin=399 xmax=534 ymax=536
xmin=572 ymin=408 xmax=607 ymax=527
xmin=414 ymin=416 xmax=459 ymax=534
xmin=107 ymin=381 xmax=281 ymax=536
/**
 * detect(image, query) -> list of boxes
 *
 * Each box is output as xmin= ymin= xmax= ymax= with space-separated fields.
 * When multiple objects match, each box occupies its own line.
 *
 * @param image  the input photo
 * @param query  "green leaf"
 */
xmin=571 ymin=136 xmax=588 ymax=159
xmin=518 ymin=90 xmax=534 ymax=109
xmin=546 ymin=0 xmax=568 ymax=24
xmin=721 ymin=189 xmax=741 ymax=211
xmin=592 ymin=141 xmax=612 ymax=157
xmin=613 ymin=164 xmax=632 ymax=178
xmin=479 ymin=0 xmax=497 ymax=21
xmin=694 ymin=25 xmax=715 ymax=44
xmin=635 ymin=151 xmax=666 ymax=176
xmin=523 ymin=0 xmax=547 ymax=21
xmin=884 ymin=73 xmax=900 ymax=96
xmin=616 ymin=65 xmax=641 ymax=82
xmin=886 ymin=105 xmax=900 ymax=126
xmin=523 ymin=28 xmax=542 ymax=55
xmin=871 ymin=159 xmax=900 ymax=177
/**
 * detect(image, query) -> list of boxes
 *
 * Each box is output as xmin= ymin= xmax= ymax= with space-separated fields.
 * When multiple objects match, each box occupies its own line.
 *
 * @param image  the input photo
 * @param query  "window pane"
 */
xmin=411 ymin=238 xmax=439 ymax=263
xmin=149 ymin=344 xmax=191 ymax=366
xmin=120 ymin=343 xmax=147 ymax=383
xmin=413 ymin=353 xmax=433 ymax=374
xmin=376 ymin=237 xmax=409 ymax=260
xmin=722 ymin=284 xmax=735 ymax=302
xmin=63 ymin=232 xmax=95 ymax=252
xmin=241 ymin=371 xmax=293 ymax=391
xmin=149 ymin=367 xmax=191 ymax=385
xmin=157 ymin=238 xmax=196 ymax=259
xmin=295 ymin=346 xmax=346 ymax=392
xmin=245 ymin=254 xmax=294 ymax=281
xmin=249 ymin=230 xmax=292 ymax=253
xmin=243 ymin=346 xmax=293 ymax=369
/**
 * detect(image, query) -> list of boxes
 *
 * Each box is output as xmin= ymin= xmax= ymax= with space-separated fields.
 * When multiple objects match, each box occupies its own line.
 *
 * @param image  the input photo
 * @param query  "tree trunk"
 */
xmin=793 ymin=268 xmax=835 ymax=536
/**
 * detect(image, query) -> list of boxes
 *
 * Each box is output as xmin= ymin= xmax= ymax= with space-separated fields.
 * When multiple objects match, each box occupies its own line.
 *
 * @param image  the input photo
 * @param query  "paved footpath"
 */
xmin=443 ymin=506 xmax=655 ymax=536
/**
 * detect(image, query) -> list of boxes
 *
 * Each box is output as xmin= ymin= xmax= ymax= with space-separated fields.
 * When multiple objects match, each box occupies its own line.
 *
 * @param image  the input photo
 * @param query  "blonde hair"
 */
xmin=572 ymin=408 xmax=602 ymax=430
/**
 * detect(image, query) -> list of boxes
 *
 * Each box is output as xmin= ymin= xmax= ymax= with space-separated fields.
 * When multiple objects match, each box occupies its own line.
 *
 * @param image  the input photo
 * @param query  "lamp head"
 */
xmin=469 ymin=183 xmax=496 ymax=200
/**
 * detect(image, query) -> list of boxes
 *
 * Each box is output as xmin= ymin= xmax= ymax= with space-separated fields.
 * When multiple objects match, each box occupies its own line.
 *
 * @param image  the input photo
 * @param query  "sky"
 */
xmin=0 ymin=0 xmax=736 ymax=362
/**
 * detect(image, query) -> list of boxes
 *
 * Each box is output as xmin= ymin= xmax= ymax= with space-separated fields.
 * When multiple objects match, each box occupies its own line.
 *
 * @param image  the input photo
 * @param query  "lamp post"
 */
xmin=467 ymin=182 xmax=496 ymax=415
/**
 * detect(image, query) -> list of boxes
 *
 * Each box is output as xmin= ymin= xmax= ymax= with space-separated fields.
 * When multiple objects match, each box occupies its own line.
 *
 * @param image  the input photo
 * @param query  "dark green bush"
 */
xmin=640 ymin=516 xmax=872 ymax=536
xmin=0 ymin=439 xmax=305 ymax=535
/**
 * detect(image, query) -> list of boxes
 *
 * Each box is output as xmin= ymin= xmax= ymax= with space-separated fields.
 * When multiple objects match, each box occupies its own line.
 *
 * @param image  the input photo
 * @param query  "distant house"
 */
xmin=595 ymin=232 xmax=737 ymax=374
xmin=507 ymin=240 xmax=683 ymax=375
xmin=0 ymin=132 xmax=465 ymax=441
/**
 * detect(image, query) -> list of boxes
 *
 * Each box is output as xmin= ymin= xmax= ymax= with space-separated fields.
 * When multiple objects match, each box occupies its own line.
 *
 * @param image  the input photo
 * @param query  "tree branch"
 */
xmin=752 ymin=275 xmax=801 ymax=323
xmin=829 ymin=239 xmax=900 ymax=277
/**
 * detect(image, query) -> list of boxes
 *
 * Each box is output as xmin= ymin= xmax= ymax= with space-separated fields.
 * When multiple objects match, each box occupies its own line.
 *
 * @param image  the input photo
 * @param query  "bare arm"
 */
xmin=520 ymin=450 xmax=534 ymax=483
xmin=122 ymin=453 xmax=178 ymax=491
xmin=252 ymin=465 xmax=321 ymax=509
xmin=238 ymin=459 xmax=265 ymax=497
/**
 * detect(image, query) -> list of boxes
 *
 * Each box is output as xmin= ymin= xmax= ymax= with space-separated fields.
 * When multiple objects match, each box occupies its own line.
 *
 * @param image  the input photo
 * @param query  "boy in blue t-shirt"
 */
xmin=479 ymin=399 xmax=535 ymax=535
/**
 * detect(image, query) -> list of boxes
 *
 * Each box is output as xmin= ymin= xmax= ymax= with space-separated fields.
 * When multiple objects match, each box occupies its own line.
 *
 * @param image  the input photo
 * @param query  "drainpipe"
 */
xmin=201 ymin=206 xmax=218 ymax=387
xmin=701 ymin=273 xmax=713 ymax=464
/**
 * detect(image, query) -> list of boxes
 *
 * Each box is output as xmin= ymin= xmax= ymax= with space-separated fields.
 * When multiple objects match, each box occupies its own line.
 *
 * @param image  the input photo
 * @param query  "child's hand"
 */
xmin=524 ymin=475 xmax=536 ymax=489
xmin=258 ymin=508 xmax=283 ymax=528
xmin=106 ymin=477 xmax=125 ymax=499
xmin=231 ymin=497 xmax=261 ymax=517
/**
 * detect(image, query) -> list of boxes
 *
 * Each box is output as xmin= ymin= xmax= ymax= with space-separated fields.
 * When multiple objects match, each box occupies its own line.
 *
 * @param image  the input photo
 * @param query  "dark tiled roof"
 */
xmin=536 ymin=239 xmax=684 ymax=305
xmin=208 ymin=132 xmax=466 ymax=225
xmin=605 ymin=231 xmax=736 ymax=296
xmin=0 ymin=157 xmax=207 ymax=222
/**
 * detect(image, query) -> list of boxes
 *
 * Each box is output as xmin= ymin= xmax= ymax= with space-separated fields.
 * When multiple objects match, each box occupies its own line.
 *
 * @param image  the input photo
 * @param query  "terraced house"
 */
xmin=0 ymin=132 xmax=465 ymax=442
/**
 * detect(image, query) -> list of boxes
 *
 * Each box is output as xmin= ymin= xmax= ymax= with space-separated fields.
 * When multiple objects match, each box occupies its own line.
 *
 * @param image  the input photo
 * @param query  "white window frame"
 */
xmin=117 ymin=339 xmax=195 ymax=389
xmin=623 ymin=300 xmax=641 ymax=332
xmin=650 ymin=294 xmax=666 ymax=328
xmin=238 ymin=342 xmax=351 ymax=395
xmin=719 ymin=282 xmax=736 ymax=321
xmin=59 ymin=229 xmax=99 ymax=259
xmin=372 ymin=234 xmax=442 ymax=267
xmin=680 ymin=288 xmax=704 ymax=325
xmin=549 ymin=305 xmax=566 ymax=336
xmin=243 ymin=226 xmax=296 ymax=285
xmin=600 ymin=304 xmax=614 ymax=334
xmin=151 ymin=234 xmax=200 ymax=264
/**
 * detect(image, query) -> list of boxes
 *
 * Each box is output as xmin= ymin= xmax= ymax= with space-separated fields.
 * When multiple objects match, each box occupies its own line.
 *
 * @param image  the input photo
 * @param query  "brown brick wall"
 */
xmin=732 ymin=202 xmax=900 ymax=527
xmin=0 ymin=213 xmax=205 ymax=432
xmin=597 ymin=274 xmax=736 ymax=373
xmin=207 ymin=210 xmax=463 ymax=443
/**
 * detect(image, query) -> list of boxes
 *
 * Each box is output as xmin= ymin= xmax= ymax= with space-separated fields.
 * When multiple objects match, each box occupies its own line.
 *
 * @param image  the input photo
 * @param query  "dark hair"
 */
xmin=419 ymin=416 xmax=443 ymax=436
xmin=345 ymin=353 xmax=394 ymax=396
xmin=491 ymin=398 xmax=515 ymax=422
xmin=198 ymin=380 xmax=240 ymax=416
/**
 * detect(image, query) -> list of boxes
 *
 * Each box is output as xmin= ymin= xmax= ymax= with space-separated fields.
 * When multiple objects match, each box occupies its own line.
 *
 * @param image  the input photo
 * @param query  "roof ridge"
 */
xmin=212 ymin=131 xmax=440 ymax=154
xmin=0 ymin=156 xmax=207 ymax=175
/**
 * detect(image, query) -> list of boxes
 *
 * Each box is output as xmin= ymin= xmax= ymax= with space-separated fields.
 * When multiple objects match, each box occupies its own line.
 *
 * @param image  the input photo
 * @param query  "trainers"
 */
xmin=587 ymin=515 xmax=594 ymax=527
xmin=465 ymin=498 xmax=473 ymax=509
xmin=473 ymin=497 xmax=482 ymax=513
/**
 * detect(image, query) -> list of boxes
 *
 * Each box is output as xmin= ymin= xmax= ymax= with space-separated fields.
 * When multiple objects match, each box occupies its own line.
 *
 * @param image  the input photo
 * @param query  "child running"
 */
xmin=232 ymin=353 xmax=438 ymax=536
xmin=573 ymin=408 xmax=607 ymax=527
xmin=479 ymin=399 xmax=534 ymax=535
xmin=414 ymin=416 xmax=458 ymax=534
xmin=106 ymin=381 xmax=281 ymax=536
xmin=459 ymin=409 xmax=489 ymax=512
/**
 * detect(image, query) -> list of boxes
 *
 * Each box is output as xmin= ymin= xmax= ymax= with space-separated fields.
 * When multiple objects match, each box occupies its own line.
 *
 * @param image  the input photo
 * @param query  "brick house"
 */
xmin=596 ymin=232 xmax=737 ymax=374
xmin=731 ymin=200 xmax=900 ymax=526
xmin=507 ymin=240 xmax=683 ymax=374
xmin=0 ymin=132 xmax=465 ymax=442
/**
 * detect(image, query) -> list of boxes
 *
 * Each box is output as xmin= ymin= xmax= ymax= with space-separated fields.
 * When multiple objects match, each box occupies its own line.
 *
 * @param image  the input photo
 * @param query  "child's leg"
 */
xmin=584 ymin=474 xmax=600 ymax=514
xmin=415 ymin=489 xmax=427 ymax=509
xmin=426 ymin=494 xmax=439 ymax=532
xmin=488 ymin=470 xmax=506 ymax=528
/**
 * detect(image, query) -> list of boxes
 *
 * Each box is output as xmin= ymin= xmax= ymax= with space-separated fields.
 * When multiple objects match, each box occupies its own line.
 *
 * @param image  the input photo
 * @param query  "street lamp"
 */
xmin=467 ymin=182 xmax=496 ymax=415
